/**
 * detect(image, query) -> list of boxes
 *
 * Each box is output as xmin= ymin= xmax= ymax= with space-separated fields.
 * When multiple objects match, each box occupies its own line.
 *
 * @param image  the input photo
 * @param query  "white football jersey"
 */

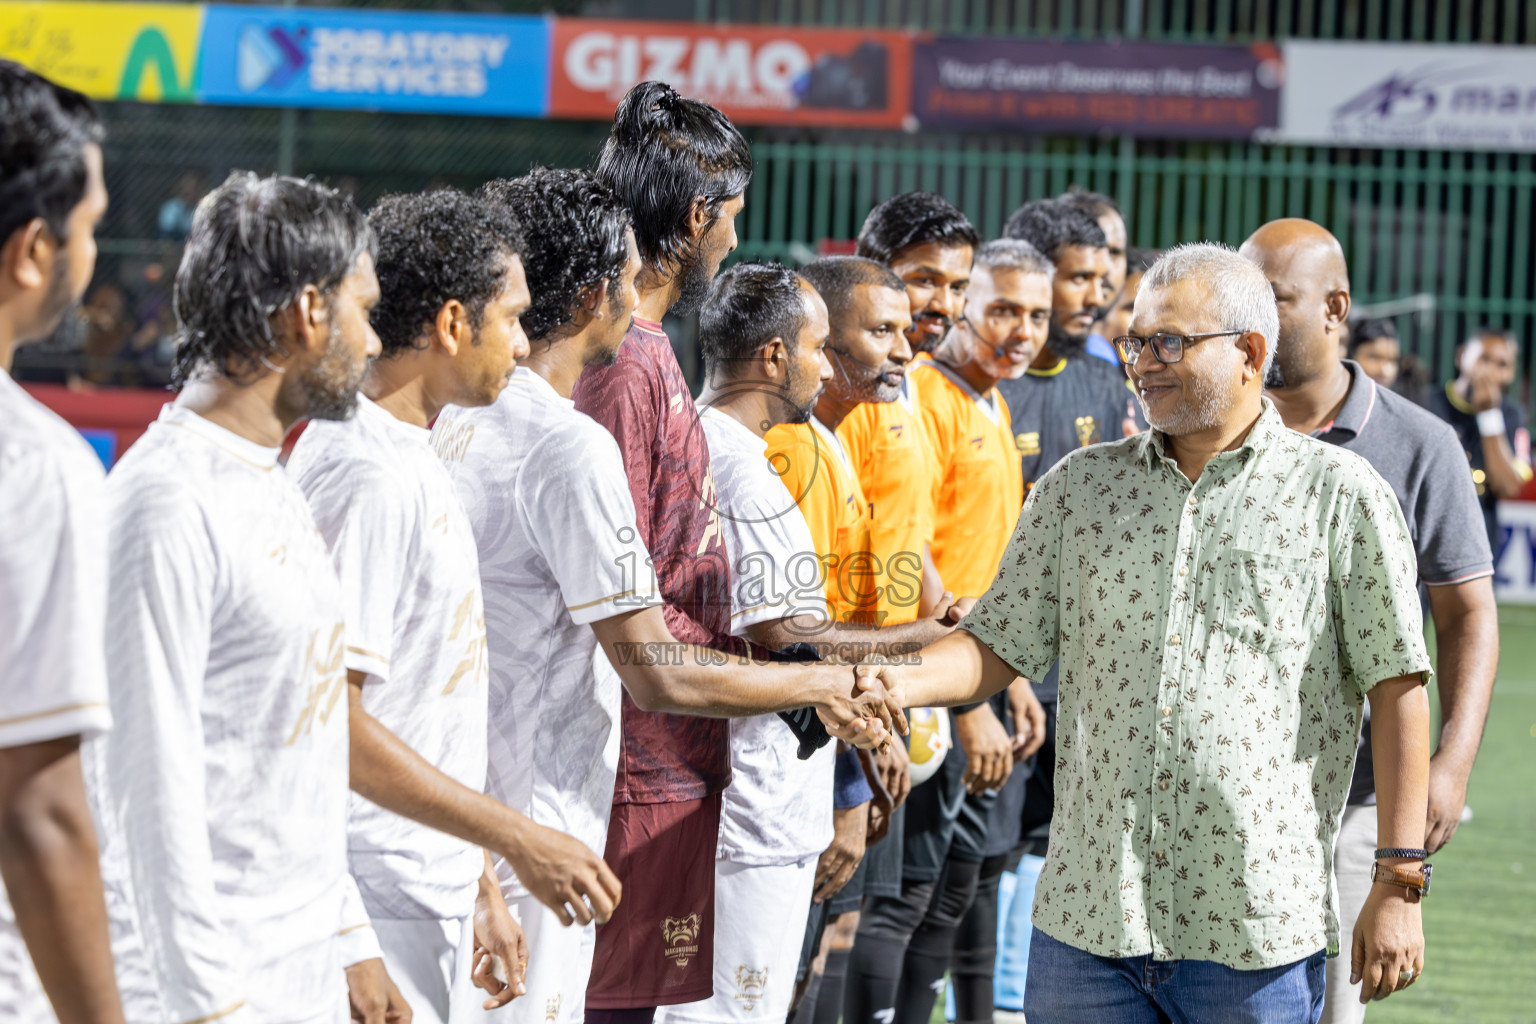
xmin=0 ymin=370 xmax=112 ymax=1018
xmin=697 ymin=406 xmax=835 ymax=867
xmin=91 ymin=404 xmax=352 ymax=1023
xmin=435 ymin=367 xmax=660 ymax=899
xmin=290 ymin=395 xmax=488 ymax=922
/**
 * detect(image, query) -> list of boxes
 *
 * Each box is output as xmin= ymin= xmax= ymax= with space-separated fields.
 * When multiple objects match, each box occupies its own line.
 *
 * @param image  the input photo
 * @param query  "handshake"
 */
xmin=812 ymin=664 xmax=908 ymax=751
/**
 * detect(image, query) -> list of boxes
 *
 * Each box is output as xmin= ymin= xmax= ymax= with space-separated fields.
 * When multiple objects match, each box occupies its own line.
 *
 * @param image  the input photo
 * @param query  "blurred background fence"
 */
xmin=14 ymin=0 xmax=1535 ymax=406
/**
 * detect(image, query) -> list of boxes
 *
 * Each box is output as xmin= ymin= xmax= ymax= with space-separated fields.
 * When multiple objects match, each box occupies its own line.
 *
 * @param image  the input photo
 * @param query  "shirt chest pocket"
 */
xmin=1219 ymin=550 xmax=1320 ymax=655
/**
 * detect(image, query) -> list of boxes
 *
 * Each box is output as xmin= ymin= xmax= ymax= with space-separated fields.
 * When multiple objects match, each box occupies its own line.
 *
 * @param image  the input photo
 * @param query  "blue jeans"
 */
xmin=1023 ymin=927 xmax=1326 ymax=1024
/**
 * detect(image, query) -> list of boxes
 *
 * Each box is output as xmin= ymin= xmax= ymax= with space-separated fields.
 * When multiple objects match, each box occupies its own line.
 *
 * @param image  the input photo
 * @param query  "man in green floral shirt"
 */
xmin=882 ymin=243 xmax=1432 ymax=1023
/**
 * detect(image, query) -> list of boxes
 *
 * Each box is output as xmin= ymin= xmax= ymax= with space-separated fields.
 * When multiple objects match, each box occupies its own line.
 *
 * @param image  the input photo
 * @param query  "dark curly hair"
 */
xmin=855 ymin=192 xmax=979 ymax=266
xmin=0 ymin=61 xmax=104 ymax=248
xmin=596 ymin=81 xmax=752 ymax=270
xmin=478 ymin=169 xmax=631 ymax=344
xmin=172 ymin=171 xmax=373 ymax=387
xmin=367 ymin=188 xmax=524 ymax=357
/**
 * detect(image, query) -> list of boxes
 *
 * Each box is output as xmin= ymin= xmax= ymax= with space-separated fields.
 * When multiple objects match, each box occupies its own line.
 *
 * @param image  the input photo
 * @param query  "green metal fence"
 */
xmin=696 ymin=0 xmax=1532 ymax=43
xmin=732 ymin=135 xmax=1536 ymax=394
xmin=21 ymin=0 xmax=1534 ymax=408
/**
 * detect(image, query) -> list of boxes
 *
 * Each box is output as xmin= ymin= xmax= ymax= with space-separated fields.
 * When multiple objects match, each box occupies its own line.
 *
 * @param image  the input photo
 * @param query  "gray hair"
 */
xmin=1143 ymin=241 xmax=1278 ymax=379
xmin=974 ymin=237 xmax=1055 ymax=280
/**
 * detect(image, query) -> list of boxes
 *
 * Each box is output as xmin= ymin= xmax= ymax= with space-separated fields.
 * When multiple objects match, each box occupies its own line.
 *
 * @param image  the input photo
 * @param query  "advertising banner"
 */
xmin=197 ymin=5 xmax=549 ymax=117
xmin=1495 ymin=501 xmax=1536 ymax=605
xmin=0 ymin=2 xmax=204 ymax=102
xmin=911 ymin=38 xmax=1282 ymax=139
xmin=549 ymin=18 xmax=911 ymax=128
xmin=1276 ymin=41 xmax=1536 ymax=152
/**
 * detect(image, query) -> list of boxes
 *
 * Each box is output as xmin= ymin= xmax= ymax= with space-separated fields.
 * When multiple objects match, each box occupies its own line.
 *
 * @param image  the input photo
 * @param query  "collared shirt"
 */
xmin=764 ymin=416 xmax=879 ymax=625
xmin=1314 ymin=361 xmax=1493 ymax=805
xmin=963 ymin=398 xmax=1430 ymax=970
xmin=836 ymin=372 xmax=940 ymax=625
xmin=915 ymin=359 xmax=1024 ymax=598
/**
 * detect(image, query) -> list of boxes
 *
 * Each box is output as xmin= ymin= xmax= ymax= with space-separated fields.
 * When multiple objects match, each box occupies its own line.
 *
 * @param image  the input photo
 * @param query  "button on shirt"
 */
xmin=962 ymin=399 xmax=1431 ymax=970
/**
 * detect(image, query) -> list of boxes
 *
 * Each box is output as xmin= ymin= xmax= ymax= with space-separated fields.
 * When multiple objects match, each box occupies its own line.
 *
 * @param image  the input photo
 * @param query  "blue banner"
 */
xmin=198 ymin=5 xmax=550 ymax=116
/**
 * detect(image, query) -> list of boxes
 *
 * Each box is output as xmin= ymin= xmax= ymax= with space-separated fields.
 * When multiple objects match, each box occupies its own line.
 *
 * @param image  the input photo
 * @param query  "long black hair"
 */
xmin=595 ymin=81 xmax=752 ymax=271
xmin=172 ymin=171 xmax=373 ymax=386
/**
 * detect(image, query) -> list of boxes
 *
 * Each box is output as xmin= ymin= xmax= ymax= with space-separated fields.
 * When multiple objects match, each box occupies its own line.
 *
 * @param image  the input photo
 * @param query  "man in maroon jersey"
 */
xmin=573 ymin=81 xmax=756 ymax=1024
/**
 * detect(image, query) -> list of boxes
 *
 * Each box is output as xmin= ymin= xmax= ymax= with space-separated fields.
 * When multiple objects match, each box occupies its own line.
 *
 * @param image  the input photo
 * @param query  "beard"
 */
xmin=907 ymin=313 xmax=951 ymax=354
xmin=1140 ymin=351 xmax=1242 ymax=437
xmin=585 ymin=294 xmax=630 ymax=368
xmin=297 ymin=321 xmax=367 ymax=422
xmin=667 ymin=247 xmax=716 ymax=317
xmin=1263 ymin=359 xmax=1286 ymax=389
xmin=1047 ymin=319 xmax=1091 ymax=359
xmin=35 ymin=252 xmax=82 ymax=344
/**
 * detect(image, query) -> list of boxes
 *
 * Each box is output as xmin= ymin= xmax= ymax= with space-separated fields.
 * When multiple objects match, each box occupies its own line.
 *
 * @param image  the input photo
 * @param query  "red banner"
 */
xmin=549 ymin=18 xmax=912 ymax=128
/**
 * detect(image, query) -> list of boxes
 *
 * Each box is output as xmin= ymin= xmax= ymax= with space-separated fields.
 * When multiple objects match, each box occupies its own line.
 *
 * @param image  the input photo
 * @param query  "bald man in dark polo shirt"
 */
xmin=1242 ymin=219 xmax=1500 ymax=1024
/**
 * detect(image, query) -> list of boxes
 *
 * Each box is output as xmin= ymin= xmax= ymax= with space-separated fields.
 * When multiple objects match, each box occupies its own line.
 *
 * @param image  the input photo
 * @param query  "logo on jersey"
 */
xmin=969 ymin=436 xmax=985 ymax=451
xmin=431 ymin=418 xmax=476 ymax=464
xmin=887 ymin=423 xmax=904 ymax=439
xmin=1075 ymin=415 xmax=1100 ymax=448
xmin=544 ymin=996 xmax=563 ymax=1024
xmin=442 ymin=590 xmax=488 ymax=696
xmin=1016 ymin=431 xmax=1041 ymax=456
xmin=732 ymin=966 xmax=770 ymax=1011
xmin=286 ymin=623 xmax=347 ymax=745
xmin=696 ymin=466 xmax=725 ymax=556
xmin=662 ymin=914 xmax=702 ymax=967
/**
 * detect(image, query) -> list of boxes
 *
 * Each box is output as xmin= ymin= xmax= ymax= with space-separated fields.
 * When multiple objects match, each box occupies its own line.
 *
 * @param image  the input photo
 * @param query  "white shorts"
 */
xmin=655 ymin=857 xmax=817 ymax=1024
xmin=451 ymin=894 xmax=596 ymax=1024
xmin=375 ymin=916 xmax=477 ymax=1024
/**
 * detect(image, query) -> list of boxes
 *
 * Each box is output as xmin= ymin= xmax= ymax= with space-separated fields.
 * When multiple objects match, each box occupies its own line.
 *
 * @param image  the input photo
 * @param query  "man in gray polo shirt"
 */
xmin=1242 ymin=219 xmax=1499 ymax=1024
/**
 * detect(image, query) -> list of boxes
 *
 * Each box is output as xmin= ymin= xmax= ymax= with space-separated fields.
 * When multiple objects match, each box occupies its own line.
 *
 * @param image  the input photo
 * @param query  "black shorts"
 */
xmin=901 ymin=728 xmax=968 ymax=883
xmin=828 ymin=802 xmax=905 ymax=915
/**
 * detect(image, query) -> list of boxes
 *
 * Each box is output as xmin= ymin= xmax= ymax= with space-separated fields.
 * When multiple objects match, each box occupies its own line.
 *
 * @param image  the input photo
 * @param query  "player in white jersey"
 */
xmin=90 ymin=172 xmax=407 ymax=1024
xmin=438 ymin=168 xmax=905 ymax=1023
xmin=0 ymin=63 xmax=125 ymax=1024
xmin=667 ymin=262 xmax=968 ymax=1024
xmin=292 ymin=188 xmax=625 ymax=1023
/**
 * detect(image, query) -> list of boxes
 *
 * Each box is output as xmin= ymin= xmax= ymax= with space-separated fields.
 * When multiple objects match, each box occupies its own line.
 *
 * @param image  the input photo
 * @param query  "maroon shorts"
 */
xmin=585 ymin=793 xmax=723 ymax=1009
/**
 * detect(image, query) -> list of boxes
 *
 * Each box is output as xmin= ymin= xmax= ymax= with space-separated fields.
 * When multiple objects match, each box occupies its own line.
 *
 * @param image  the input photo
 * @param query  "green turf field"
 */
xmin=932 ymin=604 xmax=1536 ymax=1024
xmin=1372 ymin=603 xmax=1536 ymax=1024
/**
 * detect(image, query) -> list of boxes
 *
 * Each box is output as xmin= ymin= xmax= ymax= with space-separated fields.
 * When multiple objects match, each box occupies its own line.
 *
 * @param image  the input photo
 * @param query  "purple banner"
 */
xmin=912 ymin=38 xmax=1283 ymax=139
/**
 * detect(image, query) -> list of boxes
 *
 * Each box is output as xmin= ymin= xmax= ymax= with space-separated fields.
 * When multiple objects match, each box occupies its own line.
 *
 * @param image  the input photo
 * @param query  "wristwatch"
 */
xmin=1371 ymin=861 xmax=1433 ymax=902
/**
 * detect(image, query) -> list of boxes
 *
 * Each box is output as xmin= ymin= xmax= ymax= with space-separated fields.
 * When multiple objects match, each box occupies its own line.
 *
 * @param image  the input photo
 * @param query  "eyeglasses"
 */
xmin=1112 ymin=331 xmax=1247 ymax=365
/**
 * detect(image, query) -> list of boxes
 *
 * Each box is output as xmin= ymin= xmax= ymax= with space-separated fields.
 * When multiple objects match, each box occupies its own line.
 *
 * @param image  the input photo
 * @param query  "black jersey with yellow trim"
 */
xmin=996 ymin=354 xmax=1142 ymax=494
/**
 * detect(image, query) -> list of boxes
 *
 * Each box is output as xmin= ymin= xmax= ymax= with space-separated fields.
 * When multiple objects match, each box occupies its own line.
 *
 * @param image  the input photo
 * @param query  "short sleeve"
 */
xmin=1410 ymin=421 xmax=1494 ymax=585
xmin=522 ymin=423 xmax=661 ymax=625
xmin=0 ymin=445 xmax=111 ymax=747
xmin=295 ymin=459 xmax=413 ymax=682
xmin=961 ymin=458 xmax=1067 ymax=682
xmin=1329 ymin=467 xmax=1434 ymax=694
